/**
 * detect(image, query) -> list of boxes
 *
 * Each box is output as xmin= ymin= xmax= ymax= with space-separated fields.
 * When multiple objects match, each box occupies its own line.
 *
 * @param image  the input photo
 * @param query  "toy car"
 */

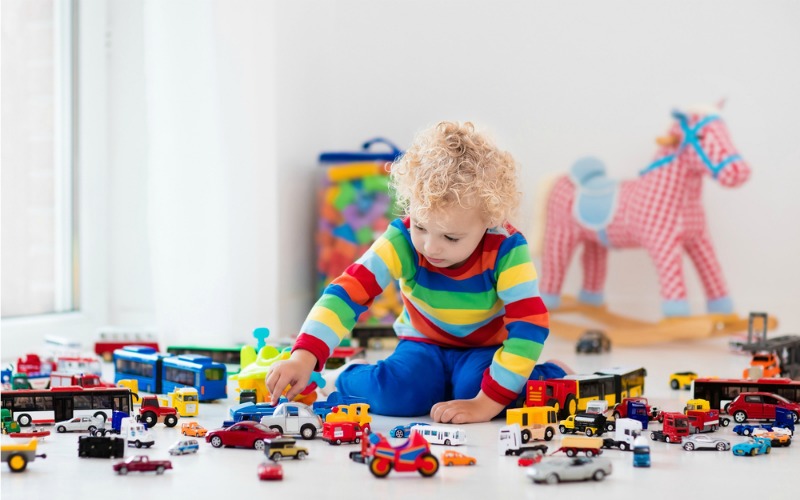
xmin=389 ymin=422 xmax=430 ymax=438
xmin=575 ymin=330 xmax=611 ymax=354
xmin=260 ymin=401 xmax=323 ymax=439
xmin=517 ymin=449 xmax=544 ymax=467
xmin=168 ymin=438 xmax=200 ymax=455
xmin=744 ymin=353 xmax=781 ymax=378
xmin=113 ymin=455 xmax=173 ymax=474
xmin=732 ymin=436 xmax=772 ymax=456
xmin=257 ymin=461 xmax=284 ymax=480
xmin=752 ymin=427 xmax=792 ymax=447
xmin=728 ymin=392 xmax=800 ymax=423
xmin=526 ymin=456 xmax=612 ymax=484
xmin=265 ymin=437 xmax=309 ymax=461
xmin=441 ymin=450 xmax=476 ymax=466
xmin=55 ymin=416 xmax=103 ymax=434
xmin=181 ymin=421 xmax=208 ymax=437
xmin=669 ymin=371 xmax=698 ymax=390
xmin=206 ymin=421 xmax=281 ymax=450
xmin=322 ymin=421 xmax=364 ymax=445
xmin=681 ymin=434 xmax=731 ymax=451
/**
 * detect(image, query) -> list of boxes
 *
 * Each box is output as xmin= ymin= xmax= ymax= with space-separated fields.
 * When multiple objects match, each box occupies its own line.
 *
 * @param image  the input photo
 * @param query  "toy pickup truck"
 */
xmin=2 ymin=438 xmax=46 ymax=472
xmin=113 ymin=455 xmax=173 ymax=475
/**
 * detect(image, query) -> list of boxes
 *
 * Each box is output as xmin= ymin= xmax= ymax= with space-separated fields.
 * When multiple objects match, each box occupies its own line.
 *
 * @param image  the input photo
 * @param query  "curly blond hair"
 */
xmin=391 ymin=121 xmax=520 ymax=226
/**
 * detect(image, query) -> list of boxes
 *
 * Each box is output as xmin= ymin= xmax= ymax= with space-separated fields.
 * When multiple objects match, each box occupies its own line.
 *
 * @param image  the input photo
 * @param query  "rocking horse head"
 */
xmin=649 ymin=106 xmax=751 ymax=188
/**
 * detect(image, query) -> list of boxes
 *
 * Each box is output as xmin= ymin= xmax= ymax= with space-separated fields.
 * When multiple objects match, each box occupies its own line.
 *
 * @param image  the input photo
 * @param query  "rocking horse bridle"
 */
xmin=640 ymin=112 xmax=742 ymax=178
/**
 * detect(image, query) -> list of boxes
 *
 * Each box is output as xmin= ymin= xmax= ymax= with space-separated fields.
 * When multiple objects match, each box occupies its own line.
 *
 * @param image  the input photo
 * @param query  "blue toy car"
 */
xmin=389 ymin=422 xmax=430 ymax=438
xmin=732 ymin=436 xmax=771 ymax=457
xmin=168 ymin=438 xmax=199 ymax=455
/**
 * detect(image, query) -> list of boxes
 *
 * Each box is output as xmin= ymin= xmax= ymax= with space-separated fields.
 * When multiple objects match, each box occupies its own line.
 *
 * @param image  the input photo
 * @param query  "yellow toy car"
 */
xmin=441 ymin=450 xmax=477 ymax=466
xmin=669 ymin=372 xmax=698 ymax=390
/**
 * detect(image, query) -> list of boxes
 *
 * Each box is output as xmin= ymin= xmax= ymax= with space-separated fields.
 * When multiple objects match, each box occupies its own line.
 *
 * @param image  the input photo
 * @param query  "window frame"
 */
xmin=1 ymin=2 xmax=109 ymax=356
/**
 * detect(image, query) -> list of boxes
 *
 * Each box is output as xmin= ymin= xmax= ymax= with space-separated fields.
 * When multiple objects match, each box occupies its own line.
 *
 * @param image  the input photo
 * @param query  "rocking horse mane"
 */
xmin=529 ymin=172 xmax=561 ymax=257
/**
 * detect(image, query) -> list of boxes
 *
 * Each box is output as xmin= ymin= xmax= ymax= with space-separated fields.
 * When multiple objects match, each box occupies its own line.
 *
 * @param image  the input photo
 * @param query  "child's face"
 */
xmin=409 ymin=203 xmax=490 ymax=269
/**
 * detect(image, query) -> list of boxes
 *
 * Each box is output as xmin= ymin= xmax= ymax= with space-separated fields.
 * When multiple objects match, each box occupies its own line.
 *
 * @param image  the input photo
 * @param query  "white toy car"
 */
xmin=526 ymin=456 xmax=612 ymax=484
xmin=259 ymin=402 xmax=323 ymax=440
xmin=55 ymin=416 xmax=104 ymax=433
xmin=681 ymin=433 xmax=731 ymax=451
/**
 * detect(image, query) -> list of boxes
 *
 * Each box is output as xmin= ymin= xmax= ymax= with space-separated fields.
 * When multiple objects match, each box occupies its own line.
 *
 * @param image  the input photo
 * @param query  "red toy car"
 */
xmin=113 ymin=455 xmax=172 ymax=475
xmin=517 ymin=450 xmax=544 ymax=467
xmin=206 ymin=421 xmax=281 ymax=450
xmin=257 ymin=461 xmax=284 ymax=481
xmin=728 ymin=392 xmax=800 ymax=423
xmin=322 ymin=421 xmax=364 ymax=445
xmin=362 ymin=429 xmax=439 ymax=478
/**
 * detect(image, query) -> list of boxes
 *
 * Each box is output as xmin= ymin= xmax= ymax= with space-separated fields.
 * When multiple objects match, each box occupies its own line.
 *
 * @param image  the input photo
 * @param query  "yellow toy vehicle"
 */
xmin=325 ymin=403 xmax=372 ymax=432
xmin=2 ymin=439 xmax=46 ymax=472
xmin=669 ymin=372 xmax=698 ymax=390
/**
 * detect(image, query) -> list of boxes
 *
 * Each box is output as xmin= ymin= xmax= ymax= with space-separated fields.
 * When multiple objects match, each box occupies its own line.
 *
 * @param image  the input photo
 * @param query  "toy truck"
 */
xmin=498 ymin=424 xmax=550 ymax=456
xmin=649 ymin=412 xmax=691 ymax=443
xmin=685 ymin=398 xmax=730 ymax=428
xmin=96 ymin=413 xmax=155 ymax=449
xmin=78 ymin=435 xmax=126 ymax=458
xmin=632 ymin=436 xmax=651 ymax=467
xmin=1 ymin=438 xmax=46 ymax=472
xmin=325 ymin=403 xmax=372 ymax=432
xmin=1 ymin=408 xmax=21 ymax=434
xmin=602 ymin=418 xmax=643 ymax=451
xmin=553 ymin=436 xmax=605 ymax=457
xmin=506 ymin=406 xmax=558 ymax=442
xmin=162 ymin=387 xmax=199 ymax=417
xmin=733 ymin=407 xmax=796 ymax=435
xmin=113 ymin=455 xmax=173 ymax=475
xmin=322 ymin=421 xmax=364 ymax=445
xmin=686 ymin=408 xmax=720 ymax=433
xmin=138 ymin=395 xmax=179 ymax=428
xmin=559 ymin=412 xmax=608 ymax=437
xmin=612 ymin=397 xmax=661 ymax=426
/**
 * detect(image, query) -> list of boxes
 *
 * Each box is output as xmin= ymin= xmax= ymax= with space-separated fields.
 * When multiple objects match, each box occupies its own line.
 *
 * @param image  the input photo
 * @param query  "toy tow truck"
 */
xmin=2 ymin=438 xmax=47 ymax=472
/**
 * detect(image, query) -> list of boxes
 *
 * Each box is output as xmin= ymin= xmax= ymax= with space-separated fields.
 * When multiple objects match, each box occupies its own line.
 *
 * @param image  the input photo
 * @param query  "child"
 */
xmin=266 ymin=121 xmax=567 ymax=424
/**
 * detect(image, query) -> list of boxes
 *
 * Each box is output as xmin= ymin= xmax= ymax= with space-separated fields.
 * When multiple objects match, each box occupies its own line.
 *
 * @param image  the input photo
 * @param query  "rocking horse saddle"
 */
xmin=569 ymin=157 xmax=619 ymax=243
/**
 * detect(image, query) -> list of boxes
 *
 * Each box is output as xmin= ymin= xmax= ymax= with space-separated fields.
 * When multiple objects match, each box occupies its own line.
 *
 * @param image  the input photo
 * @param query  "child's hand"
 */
xmin=430 ymin=391 xmax=506 ymax=424
xmin=265 ymin=349 xmax=317 ymax=405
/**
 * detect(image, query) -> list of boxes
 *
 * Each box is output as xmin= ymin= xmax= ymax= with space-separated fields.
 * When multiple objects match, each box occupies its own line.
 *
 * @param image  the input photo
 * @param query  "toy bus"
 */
xmin=692 ymin=377 xmax=800 ymax=413
xmin=95 ymin=328 xmax=160 ymax=361
xmin=0 ymin=387 xmax=133 ymax=427
xmin=113 ymin=346 xmax=227 ymax=401
xmin=595 ymin=366 xmax=647 ymax=399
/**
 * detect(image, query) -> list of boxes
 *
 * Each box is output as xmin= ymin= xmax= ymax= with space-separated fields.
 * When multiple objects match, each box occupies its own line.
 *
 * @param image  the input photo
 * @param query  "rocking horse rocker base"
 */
xmin=548 ymin=296 xmax=778 ymax=347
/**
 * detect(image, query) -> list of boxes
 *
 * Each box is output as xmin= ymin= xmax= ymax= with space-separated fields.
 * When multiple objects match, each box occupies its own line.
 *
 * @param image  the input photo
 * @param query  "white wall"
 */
xmin=103 ymin=0 xmax=800 ymax=348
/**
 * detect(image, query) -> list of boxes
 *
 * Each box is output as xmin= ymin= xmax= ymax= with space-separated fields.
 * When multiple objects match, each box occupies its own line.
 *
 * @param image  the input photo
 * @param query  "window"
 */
xmin=1 ymin=0 xmax=77 ymax=318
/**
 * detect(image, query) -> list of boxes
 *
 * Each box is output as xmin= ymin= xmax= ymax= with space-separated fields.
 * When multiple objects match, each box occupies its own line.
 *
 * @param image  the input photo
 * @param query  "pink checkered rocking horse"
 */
xmin=539 ymin=105 xmax=751 ymax=318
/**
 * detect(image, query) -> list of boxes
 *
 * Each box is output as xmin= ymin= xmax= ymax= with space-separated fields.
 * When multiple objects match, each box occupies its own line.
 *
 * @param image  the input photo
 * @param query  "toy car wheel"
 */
xmin=619 ymin=442 xmax=629 ymax=452
xmin=733 ymin=411 xmax=748 ymax=423
xmin=545 ymin=474 xmax=559 ymax=485
xmin=156 ymin=466 xmax=165 ymax=475
xmin=7 ymin=453 xmax=27 ymax=473
xmin=593 ymin=470 xmax=606 ymax=481
xmin=521 ymin=430 xmax=531 ymax=443
xmin=334 ymin=439 xmax=342 ymax=445
xmin=300 ymin=425 xmax=317 ymax=440
xmin=354 ymin=438 xmax=361 ymax=444
xmin=559 ymin=425 xmax=567 ymax=434
xmin=650 ymin=432 xmax=656 ymax=440
xmin=586 ymin=449 xmax=596 ymax=457
xmin=296 ymin=451 xmax=307 ymax=460
xmin=742 ymin=428 xmax=751 ymax=436
xmin=750 ymin=448 xmax=757 ymax=456
xmin=17 ymin=414 xmax=32 ymax=427
xmin=394 ymin=429 xmax=405 ymax=438
xmin=118 ymin=467 xmax=128 ymax=475
xmin=670 ymin=379 xmax=680 ymax=390
xmin=716 ymin=442 xmax=727 ymax=451
xmin=665 ymin=436 xmax=671 ymax=443
xmin=469 ymin=460 xmax=475 ymax=465
xmin=765 ymin=446 xmax=771 ymax=454
xmin=270 ymin=452 xmax=283 ymax=462
xmin=269 ymin=425 xmax=283 ymax=435
xmin=683 ymin=442 xmax=694 ymax=451
xmin=791 ymin=412 xmax=799 ymax=424
xmin=585 ymin=428 xmax=594 ymax=437
xmin=254 ymin=440 xmax=266 ymax=451
xmin=134 ymin=440 xmax=143 ymax=449
xmin=164 ymin=415 xmax=178 ymax=427
xmin=544 ymin=428 xmax=555 ymax=441
xmin=565 ymin=449 xmax=576 ymax=457
xmin=210 ymin=436 xmax=223 ymax=448
xmin=142 ymin=412 xmax=158 ymax=428
xmin=444 ymin=439 xmax=451 ymax=446
xmin=57 ymin=425 xmax=67 ymax=433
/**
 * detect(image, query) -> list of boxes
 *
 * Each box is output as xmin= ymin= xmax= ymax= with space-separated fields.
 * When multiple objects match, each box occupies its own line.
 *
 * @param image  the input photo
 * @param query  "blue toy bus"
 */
xmin=113 ymin=346 xmax=227 ymax=402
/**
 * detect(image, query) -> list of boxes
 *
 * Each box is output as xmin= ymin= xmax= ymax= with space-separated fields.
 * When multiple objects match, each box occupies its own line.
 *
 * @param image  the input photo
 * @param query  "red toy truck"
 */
xmin=649 ymin=412 xmax=691 ymax=443
xmin=321 ymin=421 xmax=363 ymax=445
xmin=138 ymin=396 xmax=179 ymax=428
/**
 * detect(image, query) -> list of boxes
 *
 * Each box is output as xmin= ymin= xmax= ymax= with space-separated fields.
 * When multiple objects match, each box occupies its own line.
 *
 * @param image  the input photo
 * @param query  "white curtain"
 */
xmin=142 ymin=0 xmax=279 ymax=345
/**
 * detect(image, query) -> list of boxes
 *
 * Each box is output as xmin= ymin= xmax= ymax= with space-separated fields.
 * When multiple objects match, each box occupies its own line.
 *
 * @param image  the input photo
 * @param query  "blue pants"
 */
xmin=335 ymin=340 xmax=566 ymax=417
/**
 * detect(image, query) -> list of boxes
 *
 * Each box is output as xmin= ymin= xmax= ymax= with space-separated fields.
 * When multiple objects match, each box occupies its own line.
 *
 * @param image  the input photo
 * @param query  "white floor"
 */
xmin=2 ymin=333 xmax=798 ymax=499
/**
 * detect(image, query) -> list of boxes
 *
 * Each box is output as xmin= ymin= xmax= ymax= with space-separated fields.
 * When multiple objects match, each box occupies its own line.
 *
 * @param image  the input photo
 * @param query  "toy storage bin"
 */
xmin=316 ymin=139 xmax=404 ymax=341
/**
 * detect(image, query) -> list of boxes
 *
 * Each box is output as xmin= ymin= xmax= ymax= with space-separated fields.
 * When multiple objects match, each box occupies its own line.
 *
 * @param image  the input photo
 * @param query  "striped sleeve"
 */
xmin=294 ymin=219 xmax=414 ymax=370
xmin=480 ymin=232 xmax=549 ymax=405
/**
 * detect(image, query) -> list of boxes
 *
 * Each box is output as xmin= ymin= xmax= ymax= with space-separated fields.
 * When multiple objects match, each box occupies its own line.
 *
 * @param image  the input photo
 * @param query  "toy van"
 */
xmin=411 ymin=425 xmax=466 ymax=446
xmin=168 ymin=438 xmax=199 ymax=455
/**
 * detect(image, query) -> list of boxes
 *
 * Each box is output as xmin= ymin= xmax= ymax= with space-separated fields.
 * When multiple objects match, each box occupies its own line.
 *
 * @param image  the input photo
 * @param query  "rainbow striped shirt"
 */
xmin=294 ymin=218 xmax=549 ymax=405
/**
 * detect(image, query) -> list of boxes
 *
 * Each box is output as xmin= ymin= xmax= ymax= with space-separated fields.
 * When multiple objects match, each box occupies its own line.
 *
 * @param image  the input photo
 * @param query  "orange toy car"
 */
xmin=744 ymin=353 xmax=781 ymax=379
xmin=441 ymin=450 xmax=477 ymax=466
xmin=181 ymin=421 xmax=207 ymax=437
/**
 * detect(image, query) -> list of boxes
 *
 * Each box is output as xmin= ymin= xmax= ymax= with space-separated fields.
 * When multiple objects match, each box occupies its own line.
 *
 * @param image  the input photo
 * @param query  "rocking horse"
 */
xmin=537 ymin=105 xmax=771 ymax=344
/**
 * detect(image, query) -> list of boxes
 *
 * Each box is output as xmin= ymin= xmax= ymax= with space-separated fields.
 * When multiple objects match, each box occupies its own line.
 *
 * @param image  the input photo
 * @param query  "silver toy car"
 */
xmin=260 ymin=402 xmax=323 ymax=440
xmin=526 ymin=456 xmax=612 ymax=484
xmin=681 ymin=434 xmax=731 ymax=451
xmin=55 ymin=416 xmax=104 ymax=433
